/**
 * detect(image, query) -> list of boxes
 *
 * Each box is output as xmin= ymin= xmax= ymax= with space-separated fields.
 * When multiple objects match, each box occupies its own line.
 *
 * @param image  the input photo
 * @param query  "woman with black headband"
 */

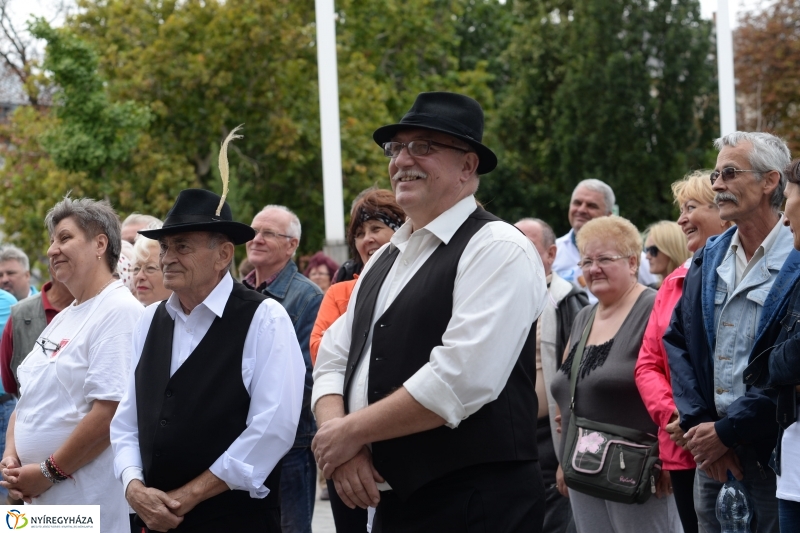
xmin=309 ymin=188 xmax=404 ymax=532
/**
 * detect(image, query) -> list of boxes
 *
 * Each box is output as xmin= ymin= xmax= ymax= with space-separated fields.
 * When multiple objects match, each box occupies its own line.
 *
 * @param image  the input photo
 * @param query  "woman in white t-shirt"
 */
xmin=0 ymin=197 xmax=143 ymax=532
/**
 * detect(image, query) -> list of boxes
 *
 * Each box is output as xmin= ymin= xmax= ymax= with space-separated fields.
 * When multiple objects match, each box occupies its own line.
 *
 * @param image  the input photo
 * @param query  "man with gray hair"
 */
xmin=244 ymin=205 xmax=322 ymax=533
xmin=552 ymin=179 xmax=657 ymax=298
xmin=121 ymin=213 xmax=162 ymax=244
xmin=515 ymin=218 xmax=587 ymax=533
xmin=0 ymin=245 xmax=36 ymax=301
xmin=664 ymin=131 xmax=796 ymax=532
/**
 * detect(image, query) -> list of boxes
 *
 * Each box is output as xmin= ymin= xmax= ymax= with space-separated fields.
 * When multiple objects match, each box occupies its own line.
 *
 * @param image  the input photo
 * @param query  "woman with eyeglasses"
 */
xmin=635 ymin=170 xmax=731 ymax=533
xmin=644 ymin=221 xmax=691 ymax=288
xmin=0 ymin=197 xmax=143 ymax=531
xmin=132 ymin=231 xmax=172 ymax=306
xmin=311 ymin=188 xmax=405 ymax=533
xmin=550 ymin=215 xmax=682 ymax=532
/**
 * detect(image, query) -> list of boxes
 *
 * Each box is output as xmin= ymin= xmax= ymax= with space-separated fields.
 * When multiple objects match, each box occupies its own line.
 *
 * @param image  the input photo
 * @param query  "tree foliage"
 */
xmin=0 ymin=0 xmax=721 ymax=265
xmin=734 ymin=0 xmax=800 ymax=153
xmin=483 ymin=0 xmax=717 ymax=234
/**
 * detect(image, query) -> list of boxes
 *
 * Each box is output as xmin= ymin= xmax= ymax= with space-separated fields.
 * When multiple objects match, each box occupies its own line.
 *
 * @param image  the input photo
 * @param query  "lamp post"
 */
xmin=716 ymin=0 xmax=736 ymax=136
xmin=315 ymin=0 xmax=348 ymax=264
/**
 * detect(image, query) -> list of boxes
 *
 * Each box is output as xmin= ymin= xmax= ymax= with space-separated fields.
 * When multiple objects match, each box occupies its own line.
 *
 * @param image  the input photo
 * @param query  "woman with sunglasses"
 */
xmin=550 ymin=215 xmax=682 ymax=532
xmin=0 ymin=197 xmax=143 ymax=531
xmin=644 ymin=221 xmax=691 ymax=288
xmin=635 ymin=170 xmax=731 ymax=533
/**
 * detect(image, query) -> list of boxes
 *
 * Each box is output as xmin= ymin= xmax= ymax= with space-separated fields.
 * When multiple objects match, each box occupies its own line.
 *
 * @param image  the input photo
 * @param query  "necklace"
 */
xmin=74 ymin=277 xmax=115 ymax=306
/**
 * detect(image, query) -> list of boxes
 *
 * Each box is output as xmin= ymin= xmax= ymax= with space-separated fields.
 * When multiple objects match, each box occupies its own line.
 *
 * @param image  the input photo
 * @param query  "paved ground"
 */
xmin=311 ymin=483 xmax=336 ymax=532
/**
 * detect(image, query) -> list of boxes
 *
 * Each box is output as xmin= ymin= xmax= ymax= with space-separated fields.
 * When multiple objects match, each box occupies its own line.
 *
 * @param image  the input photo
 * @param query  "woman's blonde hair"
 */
xmin=577 ymin=216 xmax=642 ymax=268
xmin=671 ymin=170 xmax=715 ymax=206
xmin=646 ymin=221 xmax=691 ymax=275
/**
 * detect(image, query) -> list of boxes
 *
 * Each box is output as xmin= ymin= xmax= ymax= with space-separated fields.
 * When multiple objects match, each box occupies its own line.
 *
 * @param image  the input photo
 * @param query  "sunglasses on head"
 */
xmin=645 ymin=245 xmax=659 ymax=257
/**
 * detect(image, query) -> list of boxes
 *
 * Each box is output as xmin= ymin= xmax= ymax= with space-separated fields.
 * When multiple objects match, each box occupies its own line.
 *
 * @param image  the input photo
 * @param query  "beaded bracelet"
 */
xmin=47 ymin=455 xmax=71 ymax=480
xmin=39 ymin=460 xmax=59 ymax=484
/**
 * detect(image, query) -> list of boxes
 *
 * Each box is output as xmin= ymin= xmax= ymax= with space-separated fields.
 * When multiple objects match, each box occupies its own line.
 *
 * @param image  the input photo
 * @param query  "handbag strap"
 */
xmin=569 ymin=306 xmax=597 ymax=412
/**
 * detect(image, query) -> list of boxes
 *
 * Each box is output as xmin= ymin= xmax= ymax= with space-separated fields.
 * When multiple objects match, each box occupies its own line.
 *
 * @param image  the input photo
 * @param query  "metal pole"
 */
xmin=315 ymin=0 xmax=348 ymax=264
xmin=716 ymin=0 xmax=737 ymax=136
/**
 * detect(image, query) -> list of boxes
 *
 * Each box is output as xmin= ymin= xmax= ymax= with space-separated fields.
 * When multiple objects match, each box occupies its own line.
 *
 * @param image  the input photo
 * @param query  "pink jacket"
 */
xmin=635 ymin=263 xmax=695 ymax=470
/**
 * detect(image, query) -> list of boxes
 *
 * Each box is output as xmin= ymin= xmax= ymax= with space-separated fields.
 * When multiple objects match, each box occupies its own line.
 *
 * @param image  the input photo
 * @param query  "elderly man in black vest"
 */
xmin=110 ymin=189 xmax=304 ymax=533
xmin=312 ymin=92 xmax=548 ymax=532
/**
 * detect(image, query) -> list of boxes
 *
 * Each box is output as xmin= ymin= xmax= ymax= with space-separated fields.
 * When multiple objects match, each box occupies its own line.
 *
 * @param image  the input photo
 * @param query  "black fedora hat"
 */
xmin=139 ymin=189 xmax=255 ymax=245
xmin=373 ymin=92 xmax=497 ymax=174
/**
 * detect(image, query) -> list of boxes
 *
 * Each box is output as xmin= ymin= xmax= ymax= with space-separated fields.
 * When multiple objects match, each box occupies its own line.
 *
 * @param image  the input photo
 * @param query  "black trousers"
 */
xmin=537 ymin=420 xmax=575 ymax=533
xmin=670 ymin=468 xmax=698 ymax=533
xmin=372 ymin=461 xmax=545 ymax=533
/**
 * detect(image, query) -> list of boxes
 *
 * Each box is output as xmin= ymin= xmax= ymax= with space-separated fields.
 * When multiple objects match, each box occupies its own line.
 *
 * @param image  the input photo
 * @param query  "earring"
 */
xmin=97 ymin=256 xmax=101 ymax=260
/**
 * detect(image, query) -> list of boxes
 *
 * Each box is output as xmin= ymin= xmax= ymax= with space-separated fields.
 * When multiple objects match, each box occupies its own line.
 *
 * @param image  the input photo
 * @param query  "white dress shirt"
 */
xmin=111 ymin=273 xmax=305 ymax=498
xmin=312 ymin=195 xmax=547 ymax=430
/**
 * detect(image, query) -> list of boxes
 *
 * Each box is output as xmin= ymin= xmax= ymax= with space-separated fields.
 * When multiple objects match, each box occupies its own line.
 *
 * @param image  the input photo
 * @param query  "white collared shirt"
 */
xmin=110 ymin=273 xmax=305 ymax=498
xmin=312 ymin=194 xmax=547 ymax=428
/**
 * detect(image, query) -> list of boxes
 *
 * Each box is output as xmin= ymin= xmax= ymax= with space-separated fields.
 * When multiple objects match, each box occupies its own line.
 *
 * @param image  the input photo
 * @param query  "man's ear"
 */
xmin=461 ymin=152 xmax=479 ymax=178
xmin=217 ymin=241 xmax=235 ymax=271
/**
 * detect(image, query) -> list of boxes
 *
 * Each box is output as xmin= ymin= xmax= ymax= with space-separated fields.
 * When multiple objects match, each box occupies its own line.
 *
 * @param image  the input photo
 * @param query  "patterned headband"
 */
xmin=357 ymin=207 xmax=403 ymax=232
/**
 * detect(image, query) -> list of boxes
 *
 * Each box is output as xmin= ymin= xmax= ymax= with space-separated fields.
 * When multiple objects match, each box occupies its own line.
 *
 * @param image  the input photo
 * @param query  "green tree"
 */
xmin=484 ymin=0 xmax=717 ymax=233
xmin=0 ymin=19 xmax=194 ymax=267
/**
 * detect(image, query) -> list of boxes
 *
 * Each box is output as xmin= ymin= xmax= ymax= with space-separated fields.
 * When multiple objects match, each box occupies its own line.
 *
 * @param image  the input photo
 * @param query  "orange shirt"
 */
xmin=310 ymin=277 xmax=357 ymax=365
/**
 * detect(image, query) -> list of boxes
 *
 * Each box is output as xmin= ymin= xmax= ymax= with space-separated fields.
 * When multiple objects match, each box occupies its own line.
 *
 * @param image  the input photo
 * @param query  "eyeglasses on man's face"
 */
xmin=577 ymin=255 xmax=629 ymax=270
xmin=710 ymin=167 xmax=756 ymax=185
xmin=253 ymin=229 xmax=293 ymax=241
xmin=382 ymin=140 xmax=470 ymax=158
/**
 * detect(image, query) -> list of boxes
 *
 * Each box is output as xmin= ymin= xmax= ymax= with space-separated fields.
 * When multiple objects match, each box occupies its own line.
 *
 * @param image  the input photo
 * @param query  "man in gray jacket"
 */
xmin=516 ymin=218 xmax=588 ymax=533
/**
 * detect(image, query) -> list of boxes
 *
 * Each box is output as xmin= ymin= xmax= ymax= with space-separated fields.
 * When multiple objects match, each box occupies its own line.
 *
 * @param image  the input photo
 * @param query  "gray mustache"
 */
xmin=715 ymin=192 xmax=739 ymax=206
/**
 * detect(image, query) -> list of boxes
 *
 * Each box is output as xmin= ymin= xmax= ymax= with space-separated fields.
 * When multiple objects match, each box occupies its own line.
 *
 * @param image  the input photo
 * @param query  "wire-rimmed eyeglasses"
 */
xmin=382 ymin=140 xmax=470 ymax=158
xmin=37 ymin=338 xmax=61 ymax=357
xmin=710 ymin=167 xmax=756 ymax=185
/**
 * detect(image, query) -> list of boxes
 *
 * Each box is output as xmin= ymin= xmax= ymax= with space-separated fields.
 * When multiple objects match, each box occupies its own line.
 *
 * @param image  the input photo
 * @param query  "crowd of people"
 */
xmin=0 ymin=90 xmax=794 ymax=533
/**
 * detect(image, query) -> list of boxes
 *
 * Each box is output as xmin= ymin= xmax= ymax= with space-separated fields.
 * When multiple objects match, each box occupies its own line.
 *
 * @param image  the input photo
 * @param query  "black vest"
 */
xmin=135 ymin=281 xmax=279 ymax=529
xmin=344 ymin=207 xmax=539 ymax=499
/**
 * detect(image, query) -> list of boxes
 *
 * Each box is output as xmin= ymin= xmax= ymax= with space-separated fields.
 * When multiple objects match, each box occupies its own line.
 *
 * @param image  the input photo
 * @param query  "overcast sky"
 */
xmin=8 ymin=0 xmax=774 ymax=32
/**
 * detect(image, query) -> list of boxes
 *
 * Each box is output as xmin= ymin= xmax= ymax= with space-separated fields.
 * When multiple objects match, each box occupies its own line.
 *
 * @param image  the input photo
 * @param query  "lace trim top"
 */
xmin=560 ymin=338 xmax=615 ymax=379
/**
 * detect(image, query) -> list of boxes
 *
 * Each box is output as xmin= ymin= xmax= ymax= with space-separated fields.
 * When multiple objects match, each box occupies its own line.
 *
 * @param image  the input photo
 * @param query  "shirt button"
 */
xmin=165 ymin=390 xmax=172 ymax=397
xmin=403 ymin=260 xmax=408 ymax=266
xmin=716 ymin=387 xmax=724 ymax=394
xmin=160 ymin=419 xmax=167 ymax=426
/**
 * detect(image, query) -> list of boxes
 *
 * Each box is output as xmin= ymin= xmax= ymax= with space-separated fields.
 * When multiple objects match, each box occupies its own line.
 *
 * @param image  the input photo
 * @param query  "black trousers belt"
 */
xmin=0 ymin=393 xmax=14 ymax=404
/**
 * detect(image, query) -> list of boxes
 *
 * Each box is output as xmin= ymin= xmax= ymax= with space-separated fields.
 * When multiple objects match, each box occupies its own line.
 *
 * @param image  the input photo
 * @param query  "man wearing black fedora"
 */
xmin=312 ymin=92 xmax=548 ymax=531
xmin=110 ymin=188 xmax=304 ymax=532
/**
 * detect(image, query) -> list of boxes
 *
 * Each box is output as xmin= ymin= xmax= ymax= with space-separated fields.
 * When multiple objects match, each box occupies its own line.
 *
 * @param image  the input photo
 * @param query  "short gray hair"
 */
xmin=45 ymin=196 xmax=122 ymax=273
xmin=122 ymin=213 xmax=162 ymax=228
xmin=0 ymin=245 xmax=30 ymax=271
xmin=260 ymin=205 xmax=302 ymax=242
xmin=516 ymin=218 xmax=556 ymax=248
xmin=714 ymin=132 xmax=791 ymax=211
xmin=573 ymin=179 xmax=615 ymax=215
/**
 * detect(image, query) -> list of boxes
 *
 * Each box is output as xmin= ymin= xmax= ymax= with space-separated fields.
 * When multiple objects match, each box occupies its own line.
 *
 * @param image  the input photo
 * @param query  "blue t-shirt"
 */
xmin=0 ymin=288 xmax=19 ymax=394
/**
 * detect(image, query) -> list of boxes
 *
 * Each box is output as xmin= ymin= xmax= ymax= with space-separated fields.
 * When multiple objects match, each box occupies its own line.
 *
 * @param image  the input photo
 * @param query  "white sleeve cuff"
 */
xmin=209 ymin=452 xmax=270 ymax=499
xmin=404 ymin=364 xmax=465 ymax=428
xmin=121 ymin=467 xmax=144 ymax=495
xmin=311 ymin=373 xmax=345 ymax=418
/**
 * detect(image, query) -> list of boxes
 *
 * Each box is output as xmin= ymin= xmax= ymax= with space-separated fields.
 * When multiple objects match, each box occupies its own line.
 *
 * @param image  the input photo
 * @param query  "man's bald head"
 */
xmin=515 ymin=218 xmax=556 ymax=276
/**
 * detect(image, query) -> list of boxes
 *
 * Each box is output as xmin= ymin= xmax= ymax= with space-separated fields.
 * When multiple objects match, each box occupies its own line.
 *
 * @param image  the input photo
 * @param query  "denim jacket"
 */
xmin=246 ymin=260 xmax=323 ymax=447
xmin=665 ymin=224 xmax=797 ymax=466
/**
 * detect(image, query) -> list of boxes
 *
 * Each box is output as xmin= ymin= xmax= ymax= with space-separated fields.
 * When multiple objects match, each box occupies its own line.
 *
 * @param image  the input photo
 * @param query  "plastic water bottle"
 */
xmin=715 ymin=470 xmax=754 ymax=533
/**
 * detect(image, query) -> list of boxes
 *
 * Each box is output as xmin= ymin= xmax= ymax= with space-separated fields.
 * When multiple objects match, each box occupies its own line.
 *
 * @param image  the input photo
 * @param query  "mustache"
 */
xmin=715 ymin=192 xmax=739 ymax=206
xmin=391 ymin=170 xmax=428 ymax=181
